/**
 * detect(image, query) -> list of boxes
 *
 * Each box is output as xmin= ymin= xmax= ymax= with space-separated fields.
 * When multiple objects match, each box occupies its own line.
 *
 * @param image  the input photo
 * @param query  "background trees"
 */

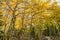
xmin=0 ymin=0 xmax=60 ymax=40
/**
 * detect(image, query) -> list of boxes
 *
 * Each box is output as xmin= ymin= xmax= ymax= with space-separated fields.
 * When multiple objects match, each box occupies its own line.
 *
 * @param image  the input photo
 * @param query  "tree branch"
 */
xmin=32 ymin=11 xmax=40 ymax=17
xmin=15 ymin=13 xmax=20 ymax=16
xmin=6 ymin=2 xmax=13 ymax=11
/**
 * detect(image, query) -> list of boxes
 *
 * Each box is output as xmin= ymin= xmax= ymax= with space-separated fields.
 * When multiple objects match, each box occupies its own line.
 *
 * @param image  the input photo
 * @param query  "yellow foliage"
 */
xmin=0 ymin=0 xmax=60 ymax=33
xmin=2 ymin=2 xmax=6 ymax=6
xmin=41 ymin=26 xmax=47 ymax=30
xmin=26 ymin=26 xmax=30 ymax=32
xmin=1 ymin=26 xmax=5 ymax=31
xmin=11 ymin=0 xmax=17 ymax=3
xmin=25 ymin=8 xmax=32 ymax=13
xmin=15 ymin=17 xmax=22 ymax=30
xmin=15 ymin=10 xmax=18 ymax=15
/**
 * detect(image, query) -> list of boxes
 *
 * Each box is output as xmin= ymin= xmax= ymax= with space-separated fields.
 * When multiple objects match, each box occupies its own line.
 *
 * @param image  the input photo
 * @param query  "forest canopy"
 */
xmin=0 ymin=0 xmax=60 ymax=40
